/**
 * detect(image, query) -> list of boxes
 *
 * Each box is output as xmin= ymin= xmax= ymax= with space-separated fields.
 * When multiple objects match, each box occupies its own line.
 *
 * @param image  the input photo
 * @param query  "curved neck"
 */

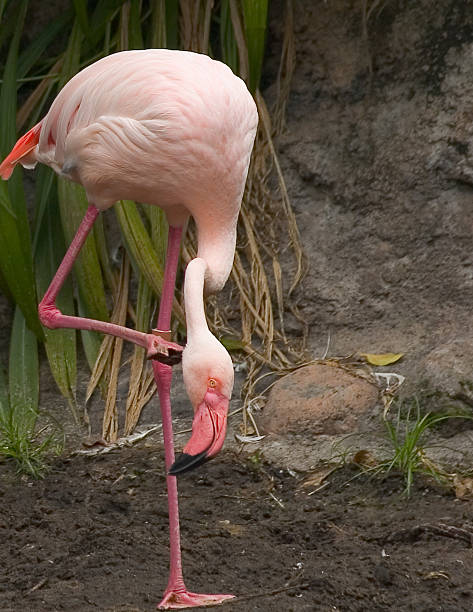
xmin=184 ymin=258 xmax=208 ymax=341
xmin=195 ymin=220 xmax=236 ymax=294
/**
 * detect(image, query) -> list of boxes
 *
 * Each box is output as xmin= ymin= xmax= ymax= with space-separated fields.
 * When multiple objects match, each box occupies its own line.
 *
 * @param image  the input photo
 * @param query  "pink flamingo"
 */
xmin=0 ymin=49 xmax=257 ymax=609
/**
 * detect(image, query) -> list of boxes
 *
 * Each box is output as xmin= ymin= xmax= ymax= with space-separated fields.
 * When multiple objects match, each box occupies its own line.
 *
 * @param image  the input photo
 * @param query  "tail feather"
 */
xmin=0 ymin=121 xmax=42 ymax=180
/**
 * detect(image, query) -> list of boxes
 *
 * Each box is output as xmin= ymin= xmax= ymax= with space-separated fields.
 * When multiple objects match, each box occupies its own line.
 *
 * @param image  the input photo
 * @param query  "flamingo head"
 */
xmin=169 ymin=334 xmax=234 ymax=475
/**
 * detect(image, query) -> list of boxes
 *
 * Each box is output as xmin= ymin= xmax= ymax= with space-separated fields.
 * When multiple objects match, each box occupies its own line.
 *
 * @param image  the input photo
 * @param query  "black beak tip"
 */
xmin=168 ymin=450 xmax=209 ymax=476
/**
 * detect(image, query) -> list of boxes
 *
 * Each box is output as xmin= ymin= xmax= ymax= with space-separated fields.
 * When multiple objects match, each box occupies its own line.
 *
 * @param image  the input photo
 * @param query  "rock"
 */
xmin=258 ymin=363 xmax=379 ymax=436
xmin=421 ymin=338 xmax=473 ymax=401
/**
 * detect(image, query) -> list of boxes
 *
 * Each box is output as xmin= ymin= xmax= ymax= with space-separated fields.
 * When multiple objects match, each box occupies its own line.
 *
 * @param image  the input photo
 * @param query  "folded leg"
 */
xmin=38 ymin=204 xmax=182 ymax=363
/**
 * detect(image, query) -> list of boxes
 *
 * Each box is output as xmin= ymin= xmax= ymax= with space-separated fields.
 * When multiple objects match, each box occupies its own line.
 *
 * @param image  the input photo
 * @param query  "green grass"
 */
xmin=0 ymin=416 xmax=63 ymax=478
xmin=0 ymin=353 xmax=62 ymax=477
xmin=366 ymin=398 xmax=473 ymax=496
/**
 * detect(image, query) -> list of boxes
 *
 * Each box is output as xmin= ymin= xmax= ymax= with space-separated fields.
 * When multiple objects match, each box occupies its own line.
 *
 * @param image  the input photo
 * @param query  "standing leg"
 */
xmin=154 ymin=226 xmax=234 ymax=610
xmin=38 ymin=204 xmax=181 ymax=362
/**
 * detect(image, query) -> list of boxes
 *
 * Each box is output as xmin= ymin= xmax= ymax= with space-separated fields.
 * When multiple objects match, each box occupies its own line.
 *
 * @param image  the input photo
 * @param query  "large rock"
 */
xmin=421 ymin=338 xmax=473 ymax=401
xmin=258 ymin=362 xmax=379 ymax=436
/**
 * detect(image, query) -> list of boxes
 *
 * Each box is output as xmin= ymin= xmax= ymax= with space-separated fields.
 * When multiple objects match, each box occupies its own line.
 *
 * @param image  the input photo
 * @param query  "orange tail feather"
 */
xmin=0 ymin=121 xmax=42 ymax=180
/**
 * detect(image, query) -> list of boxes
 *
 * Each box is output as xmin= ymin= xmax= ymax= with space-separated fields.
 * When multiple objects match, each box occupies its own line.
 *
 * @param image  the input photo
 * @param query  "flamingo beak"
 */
xmin=169 ymin=388 xmax=229 ymax=475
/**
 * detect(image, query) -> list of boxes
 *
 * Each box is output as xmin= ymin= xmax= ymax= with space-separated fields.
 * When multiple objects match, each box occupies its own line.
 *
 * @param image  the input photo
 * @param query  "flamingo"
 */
xmin=0 ymin=49 xmax=258 ymax=609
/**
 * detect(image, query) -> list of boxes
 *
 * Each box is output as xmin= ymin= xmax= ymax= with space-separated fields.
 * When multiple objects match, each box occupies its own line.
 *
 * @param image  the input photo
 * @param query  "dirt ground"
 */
xmin=1 ymin=445 xmax=472 ymax=612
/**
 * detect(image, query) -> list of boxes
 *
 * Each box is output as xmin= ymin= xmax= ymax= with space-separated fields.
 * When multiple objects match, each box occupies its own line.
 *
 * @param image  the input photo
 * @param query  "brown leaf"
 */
xmin=352 ymin=449 xmax=378 ymax=468
xmin=218 ymin=520 xmax=245 ymax=537
xmin=301 ymin=465 xmax=338 ymax=489
xmin=453 ymin=474 xmax=473 ymax=499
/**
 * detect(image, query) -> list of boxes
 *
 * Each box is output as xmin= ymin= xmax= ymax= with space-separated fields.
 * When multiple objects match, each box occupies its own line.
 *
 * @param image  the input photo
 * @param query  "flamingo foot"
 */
xmin=157 ymin=588 xmax=235 ymax=609
xmin=146 ymin=333 xmax=183 ymax=365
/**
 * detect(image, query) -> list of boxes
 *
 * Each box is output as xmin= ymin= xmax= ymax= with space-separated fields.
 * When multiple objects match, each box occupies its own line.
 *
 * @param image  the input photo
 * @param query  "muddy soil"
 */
xmin=1 ymin=445 xmax=472 ymax=612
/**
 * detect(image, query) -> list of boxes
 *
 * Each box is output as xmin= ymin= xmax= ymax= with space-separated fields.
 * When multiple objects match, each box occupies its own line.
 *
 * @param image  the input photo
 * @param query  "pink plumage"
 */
xmin=1 ymin=49 xmax=257 ymax=609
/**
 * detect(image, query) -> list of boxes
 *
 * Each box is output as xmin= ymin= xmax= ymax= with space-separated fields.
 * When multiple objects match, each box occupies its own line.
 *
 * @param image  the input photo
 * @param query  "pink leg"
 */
xmin=153 ymin=227 xmax=234 ymax=610
xmin=38 ymin=204 xmax=182 ymax=363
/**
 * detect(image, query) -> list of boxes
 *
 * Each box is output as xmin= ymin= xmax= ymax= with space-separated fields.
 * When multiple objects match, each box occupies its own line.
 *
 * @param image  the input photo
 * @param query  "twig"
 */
xmin=233 ymin=582 xmax=309 ymax=602
xmin=269 ymin=491 xmax=285 ymax=509
xmin=385 ymin=522 xmax=473 ymax=546
xmin=26 ymin=577 xmax=48 ymax=594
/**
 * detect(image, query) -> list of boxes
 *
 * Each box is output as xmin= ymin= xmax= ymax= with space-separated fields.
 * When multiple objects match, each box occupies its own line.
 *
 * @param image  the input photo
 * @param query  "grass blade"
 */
xmin=8 ymin=305 xmax=39 ymax=432
xmin=1 ymin=310 xmax=60 ymax=478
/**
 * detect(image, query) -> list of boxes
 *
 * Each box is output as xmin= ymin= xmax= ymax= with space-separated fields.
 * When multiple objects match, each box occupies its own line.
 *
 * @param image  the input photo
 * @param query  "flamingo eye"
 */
xmin=208 ymin=378 xmax=217 ymax=388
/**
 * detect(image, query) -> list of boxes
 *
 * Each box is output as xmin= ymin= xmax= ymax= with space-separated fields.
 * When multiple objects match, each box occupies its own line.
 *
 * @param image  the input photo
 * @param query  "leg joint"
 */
xmin=38 ymin=301 xmax=62 ymax=329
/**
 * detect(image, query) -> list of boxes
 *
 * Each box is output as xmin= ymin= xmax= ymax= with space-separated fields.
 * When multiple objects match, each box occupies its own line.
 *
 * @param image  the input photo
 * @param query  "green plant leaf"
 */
xmin=116 ymin=199 xmax=179 ymax=316
xmin=128 ymin=0 xmax=143 ymax=49
xmin=72 ymin=0 xmax=89 ymax=37
xmin=58 ymin=18 xmax=83 ymax=89
xmin=58 ymin=180 xmax=108 ymax=320
xmin=165 ymin=0 xmax=179 ymax=49
xmin=32 ymin=166 xmax=55 ymax=255
xmin=57 ymin=179 xmax=109 ymax=367
xmin=35 ymin=181 xmax=76 ymax=402
xmin=149 ymin=0 xmax=167 ymax=48
xmin=220 ymin=0 xmax=239 ymax=73
xmin=0 ymin=357 xmax=8 ymax=417
xmin=115 ymin=200 xmax=185 ymax=324
xmin=242 ymin=0 xmax=268 ymax=92
xmin=0 ymin=182 xmax=43 ymax=337
xmin=0 ymin=0 xmax=43 ymax=338
xmin=148 ymin=204 xmax=168 ymax=266
xmin=8 ymin=305 xmax=39 ymax=433
xmin=115 ymin=200 xmax=163 ymax=293
xmin=0 ymin=265 xmax=12 ymax=300
xmin=0 ymin=0 xmax=27 ymax=156
xmin=89 ymin=0 xmax=125 ymax=48
xmin=78 ymin=295 xmax=104 ymax=372
xmin=17 ymin=11 xmax=72 ymax=81
xmin=220 ymin=336 xmax=246 ymax=351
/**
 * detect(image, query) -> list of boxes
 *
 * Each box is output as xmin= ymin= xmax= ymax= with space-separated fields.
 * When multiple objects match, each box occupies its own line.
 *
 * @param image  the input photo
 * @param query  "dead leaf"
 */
xmin=218 ymin=520 xmax=245 ymax=536
xmin=453 ymin=474 xmax=473 ymax=499
xmin=352 ymin=449 xmax=378 ymax=468
xmin=360 ymin=352 xmax=404 ymax=366
xmin=82 ymin=436 xmax=109 ymax=448
xmin=301 ymin=465 xmax=338 ymax=489
xmin=423 ymin=571 xmax=449 ymax=581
